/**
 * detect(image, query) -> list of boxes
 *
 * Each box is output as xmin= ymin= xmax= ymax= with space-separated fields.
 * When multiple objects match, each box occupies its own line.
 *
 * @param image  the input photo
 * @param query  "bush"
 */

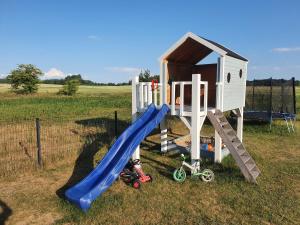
xmin=58 ymin=79 xmax=80 ymax=96
xmin=7 ymin=64 xmax=43 ymax=94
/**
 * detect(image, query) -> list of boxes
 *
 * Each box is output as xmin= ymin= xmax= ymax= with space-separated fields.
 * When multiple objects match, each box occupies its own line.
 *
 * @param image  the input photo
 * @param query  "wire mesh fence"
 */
xmin=0 ymin=114 xmax=129 ymax=178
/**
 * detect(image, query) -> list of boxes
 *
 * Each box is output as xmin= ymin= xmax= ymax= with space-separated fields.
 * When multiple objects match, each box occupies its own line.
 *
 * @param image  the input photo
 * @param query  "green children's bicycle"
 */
xmin=173 ymin=154 xmax=214 ymax=183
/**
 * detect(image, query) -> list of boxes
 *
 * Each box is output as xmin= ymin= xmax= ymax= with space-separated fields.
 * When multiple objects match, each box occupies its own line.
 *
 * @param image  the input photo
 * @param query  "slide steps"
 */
xmin=207 ymin=110 xmax=260 ymax=183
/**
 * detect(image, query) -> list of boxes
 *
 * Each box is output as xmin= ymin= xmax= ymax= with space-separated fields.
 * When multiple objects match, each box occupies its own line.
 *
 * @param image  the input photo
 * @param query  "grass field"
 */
xmin=0 ymin=85 xmax=299 ymax=225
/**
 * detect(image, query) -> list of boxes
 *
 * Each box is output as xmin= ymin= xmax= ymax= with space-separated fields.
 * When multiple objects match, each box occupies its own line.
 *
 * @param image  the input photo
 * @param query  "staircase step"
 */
xmin=237 ymin=149 xmax=247 ymax=156
xmin=214 ymin=111 xmax=223 ymax=117
xmin=246 ymin=162 xmax=256 ymax=171
xmin=241 ymin=155 xmax=251 ymax=164
xmin=232 ymin=142 xmax=242 ymax=149
xmin=219 ymin=121 xmax=229 ymax=127
xmin=251 ymin=171 xmax=260 ymax=180
xmin=231 ymin=137 xmax=240 ymax=143
xmin=224 ymin=128 xmax=234 ymax=134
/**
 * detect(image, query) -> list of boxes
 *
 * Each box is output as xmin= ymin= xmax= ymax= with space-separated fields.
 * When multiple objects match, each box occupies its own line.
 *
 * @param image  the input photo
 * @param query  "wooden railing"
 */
xmin=132 ymin=81 xmax=162 ymax=111
xmin=170 ymin=75 xmax=208 ymax=117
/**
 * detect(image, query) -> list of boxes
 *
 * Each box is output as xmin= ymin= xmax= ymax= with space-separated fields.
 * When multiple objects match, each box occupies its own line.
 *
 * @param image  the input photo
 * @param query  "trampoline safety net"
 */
xmin=245 ymin=77 xmax=296 ymax=120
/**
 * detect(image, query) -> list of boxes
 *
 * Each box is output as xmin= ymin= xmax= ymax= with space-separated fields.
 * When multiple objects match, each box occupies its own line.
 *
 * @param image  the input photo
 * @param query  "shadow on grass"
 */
xmin=56 ymin=117 xmax=130 ymax=199
xmin=0 ymin=199 xmax=12 ymax=225
xmin=141 ymin=154 xmax=175 ymax=180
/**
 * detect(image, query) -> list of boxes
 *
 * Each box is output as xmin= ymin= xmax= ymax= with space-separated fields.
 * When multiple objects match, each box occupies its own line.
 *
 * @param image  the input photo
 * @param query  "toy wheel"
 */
xmin=173 ymin=168 xmax=186 ymax=183
xmin=201 ymin=169 xmax=214 ymax=182
xmin=132 ymin=159 xmax=141 ymax=165
xmin=132 ymin=180 xmax=141 ymax=189
xmin=146 ymin=174 xmax=153 ymax=182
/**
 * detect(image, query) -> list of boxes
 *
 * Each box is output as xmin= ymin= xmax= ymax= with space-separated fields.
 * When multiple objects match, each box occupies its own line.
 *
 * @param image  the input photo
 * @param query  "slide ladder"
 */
xmin=207 ymin=110 xmax=260 ymax=183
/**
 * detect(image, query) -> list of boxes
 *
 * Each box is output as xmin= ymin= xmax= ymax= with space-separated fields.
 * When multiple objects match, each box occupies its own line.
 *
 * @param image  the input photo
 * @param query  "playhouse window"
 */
xmin=239 ymin=69 xmax=243 ymax=78
xmin=227 ymin=73 xmax=231 ymax=83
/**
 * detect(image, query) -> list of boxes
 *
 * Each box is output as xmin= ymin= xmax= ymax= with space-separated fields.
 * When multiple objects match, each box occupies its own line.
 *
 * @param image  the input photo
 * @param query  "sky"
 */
xmin=0 ymin=0 xmax=300 ymax=83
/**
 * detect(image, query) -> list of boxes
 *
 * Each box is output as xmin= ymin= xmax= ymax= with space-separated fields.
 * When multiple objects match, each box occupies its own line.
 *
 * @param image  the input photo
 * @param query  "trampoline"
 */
xmin=244 ymin=77 xmax=296 ymax=132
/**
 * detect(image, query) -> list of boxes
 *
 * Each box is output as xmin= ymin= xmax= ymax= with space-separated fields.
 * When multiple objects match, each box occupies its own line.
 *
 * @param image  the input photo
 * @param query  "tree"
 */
xmin=7 ymin=64 xmax=43 ymax=94
xmin=58 ymin=79 xmax=80 ymax=96
xmin=138 ymin=69 xmax=159 ymax=82
xmin=139 ymin=69 xmax=151 ymax=82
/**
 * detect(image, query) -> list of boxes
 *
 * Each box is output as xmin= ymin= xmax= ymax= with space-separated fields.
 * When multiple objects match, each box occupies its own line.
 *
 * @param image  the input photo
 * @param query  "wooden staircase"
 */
xmin=207 ymin=110 xmax=260 ymax=183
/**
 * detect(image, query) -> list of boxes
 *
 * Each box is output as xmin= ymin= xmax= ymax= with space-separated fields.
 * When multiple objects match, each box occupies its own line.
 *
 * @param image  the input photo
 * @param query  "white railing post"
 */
xmin=204 ymin=83 xmax=208 ymax=112
xmin=143 ymin=84 xmax=147 ymax=108
xmin=180 ymin=83 xmax=184 ymax=116
xmin=147 ymin=83 xmax=152 ymax=105
xmin=132 ymin=76 xmax=140 ymax=160
xmin=191 ymin=74 xmax=201 ymax=173
xmin=139 ymin=83 xmax=144 ymax=110
xmin=171 ymin=82 xmax=176 ymax=115
xmin=154 ymin=86 xmax=157 ymax=106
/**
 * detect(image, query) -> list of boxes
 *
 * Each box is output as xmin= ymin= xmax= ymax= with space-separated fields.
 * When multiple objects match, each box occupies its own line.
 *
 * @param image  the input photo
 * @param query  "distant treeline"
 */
xmin=0 ymin=70 xmax=160 ymax=86
xmin=1 ymin=74 xmax=299 ymax=86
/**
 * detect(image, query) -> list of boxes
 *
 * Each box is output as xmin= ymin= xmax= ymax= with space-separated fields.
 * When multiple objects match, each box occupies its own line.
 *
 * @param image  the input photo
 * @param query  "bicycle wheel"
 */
xmin=173 ymin=168 xmax=186 ymax=183
xmin=201 ymin=169 xmax=214 ymax=182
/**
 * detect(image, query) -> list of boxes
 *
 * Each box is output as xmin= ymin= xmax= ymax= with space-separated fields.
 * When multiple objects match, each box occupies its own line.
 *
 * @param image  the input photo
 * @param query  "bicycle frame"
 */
xmin=179 ymin=154 xmax=201 ymax=174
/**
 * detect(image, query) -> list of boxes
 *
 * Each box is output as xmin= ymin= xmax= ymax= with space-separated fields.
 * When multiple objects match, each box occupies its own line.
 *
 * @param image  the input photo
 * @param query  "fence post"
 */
xmin=114 ymin=111 xmax=118 ymax=139
xmin=35 ymin=118 xmax=42 ymax=167
xmin=292 ymin=77 xmax=296 ymax=114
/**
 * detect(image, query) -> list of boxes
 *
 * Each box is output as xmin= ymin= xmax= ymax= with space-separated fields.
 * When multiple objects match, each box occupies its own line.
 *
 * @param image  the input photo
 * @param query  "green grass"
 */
xmin=0 ymin=85 xmax=299 ymax=225
xmin=0 ymin=84 xmax=132 ymax=122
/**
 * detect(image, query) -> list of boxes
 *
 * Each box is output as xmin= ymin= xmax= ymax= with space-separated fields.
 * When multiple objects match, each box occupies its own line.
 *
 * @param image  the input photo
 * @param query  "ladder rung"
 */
xmin=251 ymin=171 xmax=260 ymax=180
xmin=241 ymin=155 xmax=251 ymax=164
xmin=237 ymin=148 xmax=247 ymax=156
xmin=224 ymin=128 xmax=234 ymax=134
xmin=246 ymin=163 xmax=256 ymax=171
xmin=219 ymin=121 xmax=228 ymax=126
xmin=232 ymin=142 xmax=242 ymax=149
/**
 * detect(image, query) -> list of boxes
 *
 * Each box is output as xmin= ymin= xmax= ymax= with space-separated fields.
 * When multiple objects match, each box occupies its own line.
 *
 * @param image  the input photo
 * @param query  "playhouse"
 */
xmin=65 ymin=32 xmax=260 ymax=211
xmin=131 ymin=32 xmax=260 ymax=182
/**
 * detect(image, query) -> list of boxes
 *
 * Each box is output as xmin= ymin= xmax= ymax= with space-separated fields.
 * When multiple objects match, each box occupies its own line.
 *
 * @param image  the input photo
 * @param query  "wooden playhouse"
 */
xmin=131 ymin=32 xmax=260 ymax=183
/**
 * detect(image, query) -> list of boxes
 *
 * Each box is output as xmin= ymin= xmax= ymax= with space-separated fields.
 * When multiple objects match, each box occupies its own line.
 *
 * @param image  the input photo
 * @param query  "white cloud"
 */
xmin=88 ymin=35 xmax=100 ymax=40
xmin=105 ymin=67 xmax=141 ymax=74
xmin=44 ymin=68 xmax=66 ymax=79
xmin=0 ymin=73 xmax=7 ymax=78
xmin=272 ymin=47 xmax=300 ymax=52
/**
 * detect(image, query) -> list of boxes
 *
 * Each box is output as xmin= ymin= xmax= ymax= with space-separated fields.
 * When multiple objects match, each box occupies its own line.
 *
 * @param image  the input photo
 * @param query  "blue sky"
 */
xmin=0 ymin=0 xmax=299 ymax=82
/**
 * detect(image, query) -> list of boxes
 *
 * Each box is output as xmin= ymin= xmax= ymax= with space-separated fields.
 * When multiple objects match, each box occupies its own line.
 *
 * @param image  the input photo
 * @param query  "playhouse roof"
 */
xmin=160 ymin=32 xmax=248 ymax=64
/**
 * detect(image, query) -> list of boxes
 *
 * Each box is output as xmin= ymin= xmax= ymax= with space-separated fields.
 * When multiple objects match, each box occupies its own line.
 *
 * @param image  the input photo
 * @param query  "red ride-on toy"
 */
xmin=120 ymin=159 xmax=152 ymax=189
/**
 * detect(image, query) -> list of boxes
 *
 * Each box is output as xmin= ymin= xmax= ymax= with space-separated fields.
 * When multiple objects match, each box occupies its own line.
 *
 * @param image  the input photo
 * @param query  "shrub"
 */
xmin=58 ymin=79 xmax=80 ymax=96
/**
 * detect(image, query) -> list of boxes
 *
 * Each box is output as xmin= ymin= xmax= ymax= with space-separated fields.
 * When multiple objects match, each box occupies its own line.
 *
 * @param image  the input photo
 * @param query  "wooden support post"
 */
xmin=180 ymin=83 xmax=184 ymax=116
xmin=147 ymin=83 xmax=152 ymax=105
xmin=132 ymin=76 xmax=140 ymax=160
xmin=160 ymin=119 xmax=168 ymax=153
xmin=144 ymin=85 xmax=148 ymax=108
xmin=35 ymin=118 xmax=42 ymax=167
xmin=214 ymin=131 xmax=222 ymax=163
xmin=215 ymin=57 xmax=223 ymax=163
xmin=237 ymin=107 xmax=243 ymax=142
xmin=191 ymin=74 xmax=201 ymax=172
xmin=139 ymin=83 xmax=144 ymax=110
xmin=154 ymin=87 xmax=157 ymax=106
xmin=171 ymin=82 xmax=176 ymax=115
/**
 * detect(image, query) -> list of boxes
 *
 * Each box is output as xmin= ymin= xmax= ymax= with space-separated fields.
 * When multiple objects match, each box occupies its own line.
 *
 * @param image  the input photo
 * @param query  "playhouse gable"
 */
xmin=160 ymin=32 xmax=247 ymax=64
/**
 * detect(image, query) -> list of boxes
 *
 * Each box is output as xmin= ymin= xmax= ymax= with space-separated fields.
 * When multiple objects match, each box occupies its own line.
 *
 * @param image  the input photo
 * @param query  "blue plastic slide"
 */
xmin=65 ymin=104 xmax=169 ymax=211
